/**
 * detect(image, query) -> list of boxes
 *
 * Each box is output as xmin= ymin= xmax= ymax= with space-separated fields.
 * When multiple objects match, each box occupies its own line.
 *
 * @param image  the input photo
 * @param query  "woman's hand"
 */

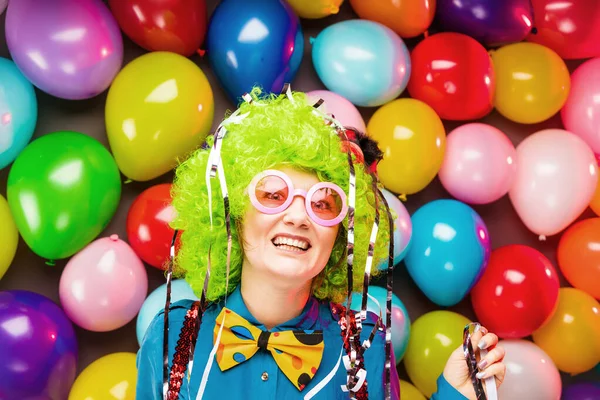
xmin=442 ymin=326 xmax=506 ymax=400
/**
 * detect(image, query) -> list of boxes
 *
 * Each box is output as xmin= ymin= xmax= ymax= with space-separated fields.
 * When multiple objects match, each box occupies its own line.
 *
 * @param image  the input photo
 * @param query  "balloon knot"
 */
xmin=109 ymin=234 xmax=119 ymax=241
xmin=398 ymin=193 xmax=407 ymax=202
xmin=423 ymin=30 xmax=429 ymax=39
xmin=309 ymin=37 xmax=316 ymax=45
xmin=531 ymin=27 xmax=538 ymax=35
xmin=124 ymin=179 xmax=132 ymax=184
xmin=197 ymin=48 xmax=206 ymax=57
xmin=330 ymin=5 xmax=339 ymax=14
xmin=538 ymin=234 xmax=547 ymax=241
xmin=46 ymin=259 xmax=56 ymax=267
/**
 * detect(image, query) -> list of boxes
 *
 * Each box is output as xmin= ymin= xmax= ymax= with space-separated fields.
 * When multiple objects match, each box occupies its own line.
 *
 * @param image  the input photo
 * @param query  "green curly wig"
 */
xmin=170 ymin=88 xmax=391 ymax=304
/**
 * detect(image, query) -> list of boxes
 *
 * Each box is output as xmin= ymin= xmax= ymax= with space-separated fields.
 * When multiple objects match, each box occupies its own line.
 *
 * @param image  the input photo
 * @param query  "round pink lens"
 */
xmin=310 ymin=187 xmax=343 ymax=220
xmin=254 ymin=175 xmax=289 ymax=208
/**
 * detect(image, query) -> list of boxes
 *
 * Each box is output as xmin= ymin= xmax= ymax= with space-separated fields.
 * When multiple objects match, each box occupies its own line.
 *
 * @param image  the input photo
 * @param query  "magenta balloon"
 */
xmin=5 ymin=0 xmax=123 ymax=100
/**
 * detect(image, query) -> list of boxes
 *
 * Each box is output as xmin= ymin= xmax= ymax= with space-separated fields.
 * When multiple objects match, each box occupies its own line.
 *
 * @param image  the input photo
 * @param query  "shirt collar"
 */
xmin=225 ymin=285 xmax=320 ymax=331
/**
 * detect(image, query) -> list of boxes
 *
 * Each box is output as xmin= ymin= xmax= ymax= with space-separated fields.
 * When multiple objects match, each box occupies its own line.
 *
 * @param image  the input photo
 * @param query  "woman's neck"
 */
xmin=240 ymin=267 xmax=312 ymax=330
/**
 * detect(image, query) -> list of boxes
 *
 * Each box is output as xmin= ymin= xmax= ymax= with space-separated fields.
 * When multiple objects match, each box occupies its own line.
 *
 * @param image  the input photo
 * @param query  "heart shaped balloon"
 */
xmin=7 ymin=131 xmax=121 ymax=261
xmin=105 ymin=52 xmax=214 ymax=181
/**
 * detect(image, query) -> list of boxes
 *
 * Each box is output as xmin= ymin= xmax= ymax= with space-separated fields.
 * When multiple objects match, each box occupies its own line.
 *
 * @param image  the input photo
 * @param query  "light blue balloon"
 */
xmin=0 ymin=57 xmax=37 ymax=170
xmin=136 ymin=279 xmax=198 ymax=346
xmin=404 ymin=199 xmax=491 ymax=307
xmin=348 ymin=286 xmax=411 ymax=363
xmin=311 ymin=19 xmax=411 ymax=107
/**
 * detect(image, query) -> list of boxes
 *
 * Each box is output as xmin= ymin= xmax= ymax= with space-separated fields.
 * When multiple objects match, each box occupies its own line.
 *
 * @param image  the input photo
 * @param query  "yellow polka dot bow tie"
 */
xmin=214 ymin=307 xmax=325 ymax=391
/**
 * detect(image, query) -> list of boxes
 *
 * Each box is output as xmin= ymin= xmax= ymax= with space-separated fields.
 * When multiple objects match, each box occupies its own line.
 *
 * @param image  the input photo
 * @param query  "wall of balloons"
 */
xmin=0 ymin=0 xmax=599 ymax=399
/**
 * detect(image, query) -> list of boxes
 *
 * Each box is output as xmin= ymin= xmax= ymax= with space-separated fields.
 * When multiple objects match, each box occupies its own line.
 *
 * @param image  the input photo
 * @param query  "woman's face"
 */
xmin=240 ymin=167 xmax=340 ymax=285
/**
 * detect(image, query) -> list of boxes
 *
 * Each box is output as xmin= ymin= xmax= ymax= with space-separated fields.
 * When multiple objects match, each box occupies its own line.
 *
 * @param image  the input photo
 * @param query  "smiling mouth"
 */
xmin=271 ymin=236 xmax=311 ymax=253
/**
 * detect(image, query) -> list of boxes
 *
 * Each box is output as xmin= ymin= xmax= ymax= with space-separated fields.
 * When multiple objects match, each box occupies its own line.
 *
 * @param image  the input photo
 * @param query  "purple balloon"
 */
xmin=562 ymin=383 xmax=600 ymax=400
xmin=0 ymin=290 xmax=78 ymax=400
xmin=435 ymin=0 xmax=534 ymax=47
xmin=5 ymin=0 xmax=123 ymax=100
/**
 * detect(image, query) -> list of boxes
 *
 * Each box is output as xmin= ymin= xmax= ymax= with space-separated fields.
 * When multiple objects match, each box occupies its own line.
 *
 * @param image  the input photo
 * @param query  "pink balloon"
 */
xmin=439 ymin=123 xmax=517 ymax=204
xmin=509 ymin=129 xmax=598 ymax=239
xmin=562 ymin=58 xmax=600 ymax=158
xmin=377 ymin=188 xmax=412 ymax=269
xmin=59 ymin=234 xmax=148 ymax=332
xmin=498 ymin=340 xmax=562 ymax=400
xmin=306 ymin=90 xmax=367 ymax=132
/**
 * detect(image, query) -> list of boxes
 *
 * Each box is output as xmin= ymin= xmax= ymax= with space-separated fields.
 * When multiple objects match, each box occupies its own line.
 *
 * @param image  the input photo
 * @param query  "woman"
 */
xmin=136 ymin=87 xmax=506 ymax=399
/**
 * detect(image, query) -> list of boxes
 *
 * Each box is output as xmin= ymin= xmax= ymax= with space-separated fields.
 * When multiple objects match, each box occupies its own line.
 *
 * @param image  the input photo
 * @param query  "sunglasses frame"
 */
xmin=248 ymin=169 xmax=349 ymax=227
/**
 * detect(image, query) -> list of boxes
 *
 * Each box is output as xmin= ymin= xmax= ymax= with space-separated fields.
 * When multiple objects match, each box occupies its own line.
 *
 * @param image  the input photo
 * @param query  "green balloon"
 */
xmin=7 ymin=131 xmax=122 ymax=260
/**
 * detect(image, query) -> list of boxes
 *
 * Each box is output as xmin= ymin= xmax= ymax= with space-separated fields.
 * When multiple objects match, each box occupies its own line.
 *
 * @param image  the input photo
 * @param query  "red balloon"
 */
xmin=407 ymin=32 xmax=495 ymax=121
xmin=527 ymin=0 xmax=600 ymax=60
xmin=470 ymin=245 xmax=560 ymax=339
xmin=126 ymin=183 xmax=178 ymax=269
xmin=108 ymin=0 xmax=207 ymax=57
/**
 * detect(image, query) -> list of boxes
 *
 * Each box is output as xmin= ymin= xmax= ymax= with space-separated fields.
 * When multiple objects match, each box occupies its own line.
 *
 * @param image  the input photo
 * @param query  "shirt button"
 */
xmin=261 ymin=372 xmax=269 ymax=381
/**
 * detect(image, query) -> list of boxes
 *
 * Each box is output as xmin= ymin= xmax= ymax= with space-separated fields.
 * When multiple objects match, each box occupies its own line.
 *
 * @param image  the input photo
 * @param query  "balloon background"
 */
xmin=0 ymin=1 xmax=599 ymax=399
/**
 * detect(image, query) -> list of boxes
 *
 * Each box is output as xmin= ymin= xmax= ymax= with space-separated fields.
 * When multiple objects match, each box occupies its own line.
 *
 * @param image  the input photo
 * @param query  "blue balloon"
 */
xmin=349 ymin=286 xmax=411 ymax=363
xmin=136 ymin=279 xmax=198 ymax=346
xmin=0 ymin=57 xmax=37 ymax=170
xmin=404 ymin=199 xmax=491 ymax=306
xmin=206 ymin=0 xmax=304 ymax=104
xmin=311 ymin=20 xmax=411 ymax=107
xmin=435 ymin=0 xmax=534 ymax=47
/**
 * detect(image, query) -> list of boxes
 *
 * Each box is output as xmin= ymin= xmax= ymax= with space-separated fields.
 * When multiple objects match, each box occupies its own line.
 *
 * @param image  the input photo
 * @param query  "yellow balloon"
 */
xmin=491 ymin=42 xmax=570 ymax=124
xmin=0 ymin=194 xmax=18 ymax=280
xmin=590 ymin=173 xmax=600 ymax=217
xmin=286 ymin=0 xmax=344 ymax=19
xmin=403 ymin=310 xmax=470 ymax=397
xmin=69 ymin=352 xmax=137 ymax=400
xmin=400 ymin=379 xmax=427 ymax=400
xmin=106 ymin=52 xmax=214 ymax=181
xmin=367 ymin=98 xmax=446 ymax=196
xmin=532 ymin=288 xmax=600 ymax=374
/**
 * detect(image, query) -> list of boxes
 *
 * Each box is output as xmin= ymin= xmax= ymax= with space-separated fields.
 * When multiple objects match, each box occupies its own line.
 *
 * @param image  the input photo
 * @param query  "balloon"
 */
xmin=0 ymin=290 xmax=78 ymax=399
xmin=59 ymin=235 xmax=148 ymax=332
xmin=509 ymin=129 xmax=598 ymax=239
xmin=0 ymin=0 xmax=6 ymax=15
xmin=562 ymin=58 xmax=600 ymax=158
xmin=471 ymin=245 xmax=560 ymax=338
xmin=491 ymin=42 xmax=570 ymax=124
xmin=0 ymin=194 xmax=18 ymax=280
xmin=557 ymin=218 xmax=600 ymax=299
xmin=367 ymin=98 xmax=446 ymax=195
xmin=137 ymin=279 xmax=198 ymax=346
xmin=105 ymin=52 xmax=214 ymax=181
xmin=286 ymin=0 xmax=343 ymax=19
xmin=311 ymin=19 xmax=411 ymax=107
xmin=562 ymin=383 xmax=600 ymax=400
xmin=349 ymin=0 xmax=435 ymax=38
xmin=0 ymin=57 xmax=37 ymax=170
xmin=532 ymin=288 xmax=600 ymax=374
xmin=404 ymin=199 xmax=490 ymax=306
xmin=439 ymin=123 xmax=517 ymax=204
xmin=407 ymin=32 xmax=495 ymax=121
xmin=399 ymin=380 xmax=426 ymax=400
xmin=435 ymin=0 xmax=534 ymax=47
xmin=206 ymin=0 xmax=303 ymax=104
xmin=498 ymin=340 xmax=562 ymax=400
xmin=68 ymin=352 xmax=137 ymax=400
xmin=349 ymin=286 xmax=411 ymax=362
xmin=305 ymin=90 xmax=366 ymax=133
xmin=375 ymin=188 xmax=412 ymax=269
xmin=591 ymin=173 xmax=600 ymax=217
xmin=126 ymin=183 xmax=178 ymax=269
xmin=527 ymin=0 xmax=600 ymax=59
xmin=404 ymin=310 xmax=471 ymax=397
xmin=5 ymin=0 xmax=123 ymax=100
xmin=108 ymin=0 xmax=207 ymax=57
xmin=7 ymin=131 xmax=121 ymax=261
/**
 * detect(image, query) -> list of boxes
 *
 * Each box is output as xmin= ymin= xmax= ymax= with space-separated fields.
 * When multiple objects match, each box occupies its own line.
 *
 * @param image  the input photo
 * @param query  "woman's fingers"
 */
xmin=477 ymin=345 xmax=506 ymax=371
xmin=476 ymin=361 xmax=506 ymax=383
xmin=469 ymin=325 xmax=488 ymax=350
xmin=476 ymin=332 xmax=498 ymax=351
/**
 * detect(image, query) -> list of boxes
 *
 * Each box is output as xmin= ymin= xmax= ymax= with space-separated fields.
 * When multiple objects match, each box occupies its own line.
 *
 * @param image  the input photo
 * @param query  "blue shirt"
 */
xmin=136 ymin=286 xmax=466 ymax=399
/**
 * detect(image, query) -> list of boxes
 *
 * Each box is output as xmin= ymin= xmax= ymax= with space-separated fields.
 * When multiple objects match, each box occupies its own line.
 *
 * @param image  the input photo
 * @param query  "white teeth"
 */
xmin=273 ymin=236 xmax=309 ymax=250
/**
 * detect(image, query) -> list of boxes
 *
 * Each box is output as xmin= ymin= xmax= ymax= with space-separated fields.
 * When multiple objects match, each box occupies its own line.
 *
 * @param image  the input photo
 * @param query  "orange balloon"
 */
xmin=557 ymin=218 xmax=600 ymax=299
xmin=590 ymin=173 xmax=600 ymax=216
xmin=349 ymin=0 xmax=436 ymax=38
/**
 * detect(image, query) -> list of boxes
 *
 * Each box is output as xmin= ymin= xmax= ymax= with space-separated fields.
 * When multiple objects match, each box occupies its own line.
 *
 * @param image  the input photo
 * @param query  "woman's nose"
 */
xmin=282 ymin=195 xmax=309 ymax=226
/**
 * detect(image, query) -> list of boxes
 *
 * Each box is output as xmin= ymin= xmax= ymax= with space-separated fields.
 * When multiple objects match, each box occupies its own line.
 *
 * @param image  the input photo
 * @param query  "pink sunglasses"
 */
xmin=248 ymin=169 xmax=348 ymax=227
